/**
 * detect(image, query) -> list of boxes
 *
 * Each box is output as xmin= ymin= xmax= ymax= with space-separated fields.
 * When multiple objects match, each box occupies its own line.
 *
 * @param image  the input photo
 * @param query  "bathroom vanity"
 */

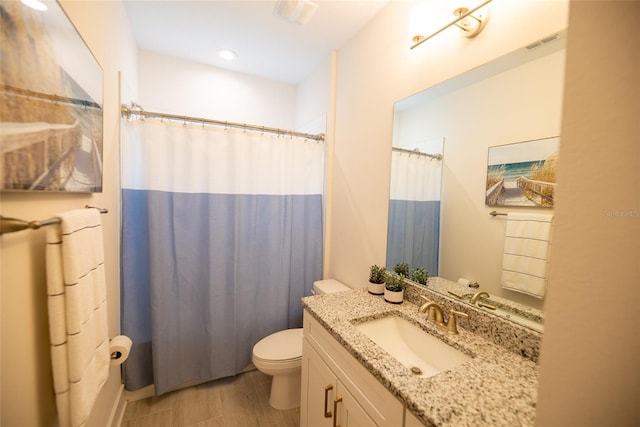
xmin=300 ymin=287 xmax=541 ymax=426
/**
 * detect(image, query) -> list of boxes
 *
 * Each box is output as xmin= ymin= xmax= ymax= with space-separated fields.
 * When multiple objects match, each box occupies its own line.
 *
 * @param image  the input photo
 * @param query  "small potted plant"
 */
xmin=393 ymin=262 xmax=410 ymax=278
xmin=411 ymin=268 xmax=429 ymax=286
xmin=368 ymin=265 xmax=386 ymax=295
xmin=384 ymin=272 xmax=406 ymax=304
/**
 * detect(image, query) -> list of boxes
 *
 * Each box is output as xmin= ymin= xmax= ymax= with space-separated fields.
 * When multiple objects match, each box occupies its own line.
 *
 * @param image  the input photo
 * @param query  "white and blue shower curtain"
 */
xmin=121 ymin=118 xmax=324 ymax=394
xmin=386 ymin=151 xmax=441 ymax=275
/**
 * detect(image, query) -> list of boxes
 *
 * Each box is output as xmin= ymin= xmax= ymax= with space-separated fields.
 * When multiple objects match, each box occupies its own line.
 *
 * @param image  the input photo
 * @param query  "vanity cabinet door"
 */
xmin=303 ymin=310 xmax=404 ymax=427
xmin=301 ymin=338 xmax=337 ymax=427
xmin=404 ymin=408 xmax=425 ymax=427
xmin=334 ymin=380 xmax=377 ymax=427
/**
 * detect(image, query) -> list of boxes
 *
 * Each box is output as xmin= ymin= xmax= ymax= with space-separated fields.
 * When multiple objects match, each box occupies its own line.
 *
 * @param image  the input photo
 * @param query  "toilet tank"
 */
xmin=312 ymin=279 xmax=350 ymax=295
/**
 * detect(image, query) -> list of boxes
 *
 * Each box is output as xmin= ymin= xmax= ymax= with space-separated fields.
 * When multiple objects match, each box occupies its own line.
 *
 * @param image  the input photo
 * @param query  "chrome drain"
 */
xmin=410 ymin=366 xmax=423 ymax=375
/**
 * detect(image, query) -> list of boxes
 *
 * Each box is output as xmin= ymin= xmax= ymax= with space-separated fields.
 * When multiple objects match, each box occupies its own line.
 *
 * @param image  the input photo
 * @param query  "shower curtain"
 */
xmin=120 ymin=118 xmax=324 ymax=394
xmin=386 ymin=151 xmax=441 ymax=275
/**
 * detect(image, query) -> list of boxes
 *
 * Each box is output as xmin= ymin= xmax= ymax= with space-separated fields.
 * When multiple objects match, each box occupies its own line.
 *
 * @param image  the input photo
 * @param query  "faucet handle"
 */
xmin=470 ymin=291 xmax=490 ymax=305
xmin=446 ymin=309 xmax=468 ymax=335
xmin=418 ymin=295 xmax=430 ymax=313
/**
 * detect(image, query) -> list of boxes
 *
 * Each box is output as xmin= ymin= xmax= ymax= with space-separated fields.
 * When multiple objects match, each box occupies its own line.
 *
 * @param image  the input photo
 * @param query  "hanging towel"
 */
xmin=500 ymin=212 xmax=553 ymax=299
xmin=46 ymin=209 xmax=109 ymax=427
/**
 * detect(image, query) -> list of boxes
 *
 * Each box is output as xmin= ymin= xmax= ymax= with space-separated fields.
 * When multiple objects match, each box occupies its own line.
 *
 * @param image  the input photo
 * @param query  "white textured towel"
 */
xmin=500 ymin=212 xmax=553 ymax=299
xmin=46 ymin=209 xmax=109 ymax=427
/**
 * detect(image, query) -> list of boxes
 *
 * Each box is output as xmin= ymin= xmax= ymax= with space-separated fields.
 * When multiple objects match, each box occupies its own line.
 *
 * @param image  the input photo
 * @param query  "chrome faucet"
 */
xmin=470 ymin=291 xmax=489 ymax=305
xmin=419 ymin=296 xmax=468 ymax=334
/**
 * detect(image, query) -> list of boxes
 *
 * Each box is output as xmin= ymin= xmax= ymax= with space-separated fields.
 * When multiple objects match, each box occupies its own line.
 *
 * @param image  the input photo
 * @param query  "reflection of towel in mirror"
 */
xmin=46 ymin=209 xmax=109 ymax=427
xmin=500 ymin=212 xmax=553 ymax=299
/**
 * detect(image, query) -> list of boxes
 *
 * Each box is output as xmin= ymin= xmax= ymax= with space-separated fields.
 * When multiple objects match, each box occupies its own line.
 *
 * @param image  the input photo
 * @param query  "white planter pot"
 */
xmin=367 ymin=282 xmax=385 ymax=295
xmin=384 ymin=288 xmax=404 ymax=304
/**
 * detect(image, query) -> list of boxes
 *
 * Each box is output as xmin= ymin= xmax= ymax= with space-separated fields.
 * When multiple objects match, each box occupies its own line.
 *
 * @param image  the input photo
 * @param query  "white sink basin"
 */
xmin=355 ymin=315 xmax=471 ymax=378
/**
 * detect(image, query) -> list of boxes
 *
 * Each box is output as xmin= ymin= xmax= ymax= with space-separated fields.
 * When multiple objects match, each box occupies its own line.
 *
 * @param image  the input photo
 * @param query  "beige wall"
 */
xmin=0 ymin=1 xmax=137 ymax=426
xmin=328 ymin=0 xmax=569 ymax=289
xmin=536 ymin=1 xmax=640 ymax=424
xmin=329 ymin=0 xmax=638 ymax=423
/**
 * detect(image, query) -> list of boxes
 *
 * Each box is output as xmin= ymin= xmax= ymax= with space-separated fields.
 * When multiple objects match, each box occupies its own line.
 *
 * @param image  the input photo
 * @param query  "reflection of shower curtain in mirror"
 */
xmin=387 ymin=152 xmax=441 ymax=275
xmin=120 ymin=118 xmax=324 ymax=394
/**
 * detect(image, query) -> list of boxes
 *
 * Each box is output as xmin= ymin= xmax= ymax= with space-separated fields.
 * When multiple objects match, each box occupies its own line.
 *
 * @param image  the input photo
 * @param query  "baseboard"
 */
xmin=124 ymin=384 xmax=155 ymax=402
xmin=108 ymin=384 xmax=126 ymax=427
xmin=122 ymin=365 xmax=257 ymax=405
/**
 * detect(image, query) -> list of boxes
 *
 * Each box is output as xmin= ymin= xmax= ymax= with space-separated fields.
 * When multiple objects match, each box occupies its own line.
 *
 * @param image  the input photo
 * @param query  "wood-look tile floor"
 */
xmin=122 ymin=370 xmax=300 ymax=427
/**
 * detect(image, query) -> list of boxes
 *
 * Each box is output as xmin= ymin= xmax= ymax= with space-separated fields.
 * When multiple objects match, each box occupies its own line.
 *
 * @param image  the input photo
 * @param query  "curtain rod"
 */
xmin=0 ymin=206 xmax=108 ymax=235
xmin=121 ymin=103 xmax=325 ymax=142
xmin=392 ymin=146 xmax=443 ymax=160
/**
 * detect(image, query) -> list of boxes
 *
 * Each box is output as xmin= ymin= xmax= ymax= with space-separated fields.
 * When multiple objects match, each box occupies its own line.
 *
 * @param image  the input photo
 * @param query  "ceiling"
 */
xmin=123 ymin=0 xmax=390 ymax=85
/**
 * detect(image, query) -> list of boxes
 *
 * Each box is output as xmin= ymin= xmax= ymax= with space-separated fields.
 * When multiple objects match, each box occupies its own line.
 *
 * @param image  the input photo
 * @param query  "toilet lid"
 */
xmin=313 ymin=279 xmax=350 ymax=294
xmin=253 ymin=328 xmax=303 ymax=362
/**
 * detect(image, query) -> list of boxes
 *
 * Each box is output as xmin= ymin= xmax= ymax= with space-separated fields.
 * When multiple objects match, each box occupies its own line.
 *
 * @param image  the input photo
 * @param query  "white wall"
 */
xmin=0 ymin=1 xmax=138 ymax=426
xmin=137 ymin=50 xmax=297 ymax=129
xmin=393 ymin=47 xmax=566 ymax=309
xmin=327 ymin=0 xmax=569 ymax=291
xmin=295 ymin=54 xmax=332 ymax=134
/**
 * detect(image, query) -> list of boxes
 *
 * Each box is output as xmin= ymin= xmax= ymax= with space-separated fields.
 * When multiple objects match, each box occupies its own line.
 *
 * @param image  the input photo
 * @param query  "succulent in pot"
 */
xmin=384 ymin=272 xmax=406 ymax=304
xmin=410 ymin=268 xmax=429 ymax=286
xmin=393 ymin=262 xmax=410 ymax=278
xmin=368 ymin=265 xmax=386 ymax=295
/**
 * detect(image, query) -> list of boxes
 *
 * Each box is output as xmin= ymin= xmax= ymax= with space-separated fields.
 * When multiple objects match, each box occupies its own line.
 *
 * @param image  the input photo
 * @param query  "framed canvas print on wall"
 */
xmin=0 ymin=0 xmax=103 ymax=192
xmin=485 ymin=136 xmax=559 ymax=208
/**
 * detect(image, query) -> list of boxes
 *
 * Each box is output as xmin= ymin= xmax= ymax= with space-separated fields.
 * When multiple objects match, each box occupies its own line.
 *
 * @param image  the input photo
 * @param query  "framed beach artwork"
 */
xmin=0 ymin=0 xmax=103 ymax=192
xmin=485 ymin=137 xmax=559 ymax=207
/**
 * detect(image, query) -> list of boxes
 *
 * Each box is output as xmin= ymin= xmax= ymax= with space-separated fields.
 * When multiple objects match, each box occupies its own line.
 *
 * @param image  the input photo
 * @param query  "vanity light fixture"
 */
xmin=411 ymin=0 xmax=492 ymax=50
xmin=21 ymin=0 xmax=48 ymax=11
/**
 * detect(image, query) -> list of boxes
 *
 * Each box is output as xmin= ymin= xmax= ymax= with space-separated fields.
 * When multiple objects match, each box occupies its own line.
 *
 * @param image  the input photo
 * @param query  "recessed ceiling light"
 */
xmin=218 ymin=49 xmax=238 ymax=61
xmin=21 ymin=0 xmax=48 ymax=11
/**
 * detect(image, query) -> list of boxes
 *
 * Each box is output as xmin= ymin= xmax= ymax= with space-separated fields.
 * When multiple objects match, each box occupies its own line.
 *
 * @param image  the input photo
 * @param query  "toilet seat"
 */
xmin=253 ymin=328 xmax=303 ymax=363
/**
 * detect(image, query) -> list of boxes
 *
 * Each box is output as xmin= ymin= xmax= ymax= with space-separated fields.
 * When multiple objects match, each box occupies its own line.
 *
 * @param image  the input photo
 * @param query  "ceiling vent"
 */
xmin=274 ymin=0 xmax=318 ymax=25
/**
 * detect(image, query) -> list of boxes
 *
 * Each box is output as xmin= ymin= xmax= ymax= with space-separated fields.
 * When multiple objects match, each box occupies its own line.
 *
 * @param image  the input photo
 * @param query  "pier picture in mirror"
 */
xmin=486 ymin=137 xmax=559 ymax=207
xmin=0 ymin=0 xmax=103 ymax=192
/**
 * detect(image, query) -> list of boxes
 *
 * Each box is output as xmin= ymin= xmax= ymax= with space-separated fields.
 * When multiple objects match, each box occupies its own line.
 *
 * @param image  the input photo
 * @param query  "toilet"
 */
xmin=252 ymin=279 xmax=350 ymax=409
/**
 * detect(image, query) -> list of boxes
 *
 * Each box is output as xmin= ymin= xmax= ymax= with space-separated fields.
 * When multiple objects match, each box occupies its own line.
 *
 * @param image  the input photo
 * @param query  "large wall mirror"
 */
xmin=388 ymin=30 xmax=567 ymax=332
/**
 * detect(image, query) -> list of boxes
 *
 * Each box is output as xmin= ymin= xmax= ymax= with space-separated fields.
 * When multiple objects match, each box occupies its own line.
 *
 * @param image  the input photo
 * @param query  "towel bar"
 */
xmin=0 ymin=205 xmax=108 ymax=235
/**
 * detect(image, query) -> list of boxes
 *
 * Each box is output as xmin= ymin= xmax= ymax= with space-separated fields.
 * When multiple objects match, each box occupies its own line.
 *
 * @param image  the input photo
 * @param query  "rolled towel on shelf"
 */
xmin=500 ymin=212 xmax=553 ymax=299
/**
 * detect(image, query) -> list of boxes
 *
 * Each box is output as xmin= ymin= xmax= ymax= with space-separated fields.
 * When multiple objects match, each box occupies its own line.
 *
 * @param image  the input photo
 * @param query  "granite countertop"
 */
xmin=302 ymin=289 xmax=539 ymax=427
